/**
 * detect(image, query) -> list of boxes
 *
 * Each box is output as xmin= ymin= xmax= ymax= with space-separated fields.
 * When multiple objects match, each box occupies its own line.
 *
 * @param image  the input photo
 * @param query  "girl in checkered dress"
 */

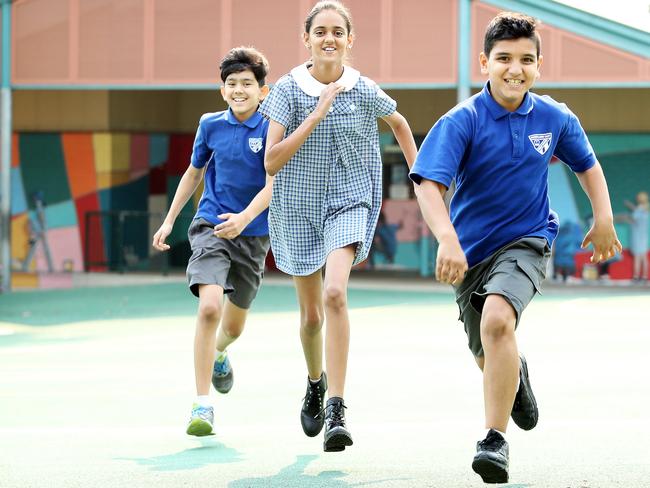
xmin=260 ymin=1 xmax=417 ymax=452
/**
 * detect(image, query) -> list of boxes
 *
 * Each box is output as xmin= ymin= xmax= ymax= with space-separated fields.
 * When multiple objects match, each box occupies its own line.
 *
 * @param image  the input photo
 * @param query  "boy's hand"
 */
xmin=436 ymin=235 xmax=468 ymax=285
xmin=214 ymin=212 xmax=250 ymax=239
xmin=581 ymin=220 xmax=622 ymax=263
xmin=314 ymin=83 xmax=344 ymax=120
xmin=152 ymin=223 xmax=173 ymax=251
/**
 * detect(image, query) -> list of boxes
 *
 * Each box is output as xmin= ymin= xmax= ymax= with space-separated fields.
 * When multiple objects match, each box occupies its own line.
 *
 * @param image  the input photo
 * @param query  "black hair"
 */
xmin=484 ymin=12 xmax=541 ymax=58
xmin=219 ymin=46 xmax=269 ymax=86
xmin=304 ymin=1 xmax=353 ymax=34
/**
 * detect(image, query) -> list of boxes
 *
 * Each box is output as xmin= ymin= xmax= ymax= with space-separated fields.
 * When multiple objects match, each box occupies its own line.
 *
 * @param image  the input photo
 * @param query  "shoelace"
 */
xmin=302 ymin=383 xmax=324 ymax=417
xmin=191 ymin=406 xmax=213 ymax=421
xmin=214 ymin=358 xmax=230 ymax=375
xmin=479 ymin=432 xmax=504 ymax=451
xmin=319 ymin=402 xmax=347 ymax=427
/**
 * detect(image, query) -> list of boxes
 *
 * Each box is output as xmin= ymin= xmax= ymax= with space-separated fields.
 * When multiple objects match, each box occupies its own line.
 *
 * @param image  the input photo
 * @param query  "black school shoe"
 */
xmin=472 ymin=429 xmax=509 ymax=484
xmin=300 ymin=372 xmax=328 ymax=437
xmin=323 ymin=397 xmax=353 ymax=452
xmin=511 ymin=354 xmax=539 ymax=430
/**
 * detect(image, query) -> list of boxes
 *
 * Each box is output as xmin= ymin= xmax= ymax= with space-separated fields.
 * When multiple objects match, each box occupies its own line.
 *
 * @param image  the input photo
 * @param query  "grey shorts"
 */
xmin=186 ymin=218 xmax=270 ymax=309
xmin=455 ymin=237 xmax=551 ymax=357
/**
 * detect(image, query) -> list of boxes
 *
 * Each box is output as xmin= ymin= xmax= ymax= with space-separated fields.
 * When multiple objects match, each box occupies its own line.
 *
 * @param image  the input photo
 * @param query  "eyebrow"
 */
xmin=312 ymin=25 xmax=346 ymax=30
xmin=493 ymin=51 xmax=536 ymax=57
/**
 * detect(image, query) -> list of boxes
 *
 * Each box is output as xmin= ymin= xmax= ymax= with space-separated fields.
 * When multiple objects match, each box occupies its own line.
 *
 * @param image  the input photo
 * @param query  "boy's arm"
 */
xmin=152 ymin=164 xmax=204 ymax=251
xmin=213 ymin=174 xmax=274 ymax=239
xmin=381 ymin=111 xmax=417 ymax=169
xmin=413 ymin=179 xmax=468 ymax=284
xmin=575 ymin=162 xmax=622 ymax=262
xmin=265 ymin=83 xmax=344 ymax=176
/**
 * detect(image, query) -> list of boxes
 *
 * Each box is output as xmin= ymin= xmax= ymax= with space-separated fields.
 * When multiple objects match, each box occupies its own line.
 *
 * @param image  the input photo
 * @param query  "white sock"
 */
xmin=196 ymin=395 xmax=212 ymax=407
xmin=215 ymin=349 xmax=227 ymax=362
xmin=309 ymin=373 xmax=323 ymax=384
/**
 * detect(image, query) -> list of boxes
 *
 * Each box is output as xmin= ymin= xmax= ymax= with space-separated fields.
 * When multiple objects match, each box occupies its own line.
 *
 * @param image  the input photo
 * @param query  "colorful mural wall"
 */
xmin=9 ymin=132 xmax=650 ymax=289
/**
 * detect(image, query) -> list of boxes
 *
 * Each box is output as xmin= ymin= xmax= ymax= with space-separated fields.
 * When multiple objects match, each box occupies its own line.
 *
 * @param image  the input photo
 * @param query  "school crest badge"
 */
xmin=528 ymin=133 xmax=552 ymax=155
xmin=248 ymin=138 xmax=263 ymax=153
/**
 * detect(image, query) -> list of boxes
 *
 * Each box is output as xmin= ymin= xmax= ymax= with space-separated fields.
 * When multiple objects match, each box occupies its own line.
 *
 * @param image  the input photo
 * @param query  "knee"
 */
xmin=220 ymin=320 xmax=243 ymax=340
xmin=198 ymin=301 xmax=222 ymax=324
xmin=323 ymin=284 xmax=347 ymax=311
xmin=300 ymin=307 xmax=323 ymax=335
xmin=481 ymin=303 xmax=515 ymax=343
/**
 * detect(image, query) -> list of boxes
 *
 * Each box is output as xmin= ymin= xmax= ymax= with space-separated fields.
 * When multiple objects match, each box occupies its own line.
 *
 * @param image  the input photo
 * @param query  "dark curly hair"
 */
xmin=484 ymin=12 xmax=541 ymax=57
xmin=219 ymin=46 xmax=269 ymax=86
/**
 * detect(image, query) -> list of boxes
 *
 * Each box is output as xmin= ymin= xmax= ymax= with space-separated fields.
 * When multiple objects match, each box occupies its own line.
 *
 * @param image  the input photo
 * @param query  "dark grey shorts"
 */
xmin=455 ymin=237 xmax=551 ymax=357
xmin=186 ymin=218 xmax=270 ymax=309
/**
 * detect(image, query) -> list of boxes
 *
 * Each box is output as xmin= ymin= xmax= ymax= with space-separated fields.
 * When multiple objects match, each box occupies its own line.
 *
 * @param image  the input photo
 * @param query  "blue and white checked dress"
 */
xmin=260 ymin=63 xmax=396 ymax=276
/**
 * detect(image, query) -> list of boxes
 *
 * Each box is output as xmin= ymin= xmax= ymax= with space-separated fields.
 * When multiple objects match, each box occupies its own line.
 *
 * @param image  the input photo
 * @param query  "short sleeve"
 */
xmin=554 ymin=107 xmax=597 ymax=173
xmin=190 ymin=114 xmax=212 ymax=169
xmin=259 ymin=78 xmax=294 ymax=128
xmin=409 ymin=115 xmax=470 ymax=187
xmin=373 ymin=84 xmax=397 ymax=118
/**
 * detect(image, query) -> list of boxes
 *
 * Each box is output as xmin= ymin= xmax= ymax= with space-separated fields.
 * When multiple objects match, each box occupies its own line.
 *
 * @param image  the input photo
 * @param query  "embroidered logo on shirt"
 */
xmin=248 ymin=138 xmax=263 ymax=153
xmin=528 ymin=133 xmax=552 ymax=155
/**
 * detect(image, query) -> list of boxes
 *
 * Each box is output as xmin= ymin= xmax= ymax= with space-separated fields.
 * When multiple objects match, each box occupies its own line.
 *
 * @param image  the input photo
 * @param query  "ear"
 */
xmin=220 ymin=85 xmax=226 ymax=100
xmin=479 ymin=52 xmax=489 ymax=75
xmin=302 ymin=31 xmax=310 ymax=49
xmin=347 ymin=32 xmax=354 ymax=49
xmin=536 ymin=54 xmax=543 ymax=78
xmin=260 ymin=84 xmax=270 ymax=100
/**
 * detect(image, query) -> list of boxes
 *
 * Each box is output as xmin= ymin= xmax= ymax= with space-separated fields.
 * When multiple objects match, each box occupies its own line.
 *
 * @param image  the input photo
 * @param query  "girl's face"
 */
xmin=303 ymin=9 xmax=352 ymax=67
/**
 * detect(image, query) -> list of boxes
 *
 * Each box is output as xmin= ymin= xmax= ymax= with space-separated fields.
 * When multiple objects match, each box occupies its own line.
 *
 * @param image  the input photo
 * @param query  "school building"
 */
xmin=1 ymin=0 xmax=649 ymax=291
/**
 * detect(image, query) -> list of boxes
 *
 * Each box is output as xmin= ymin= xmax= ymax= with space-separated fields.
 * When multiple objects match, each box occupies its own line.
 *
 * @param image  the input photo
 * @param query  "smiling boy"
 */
xmin=152 ymin=47 xmax=272 ymax=436
xmin=410 ymin=13 xmax=620 ymax=483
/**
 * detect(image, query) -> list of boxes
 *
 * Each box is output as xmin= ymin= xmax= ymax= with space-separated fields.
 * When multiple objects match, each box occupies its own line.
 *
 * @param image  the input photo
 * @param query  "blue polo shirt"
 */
xmin=410 ymin=82 xmax=596 ymax=267
xmin=191 ymin=109 xmax=269 ymax=236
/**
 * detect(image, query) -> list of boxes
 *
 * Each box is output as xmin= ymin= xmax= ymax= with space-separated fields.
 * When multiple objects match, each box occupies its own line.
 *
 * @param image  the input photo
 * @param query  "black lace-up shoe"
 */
xmin=511 ymin=354 xmax=539 ymax=430
xmin=472 ymin=429 xmax=509 ymax=483
xmin=300 ymin=372 xmax=327 ymax=437
xmin=323 ymin=396 xmax=353 ymax=452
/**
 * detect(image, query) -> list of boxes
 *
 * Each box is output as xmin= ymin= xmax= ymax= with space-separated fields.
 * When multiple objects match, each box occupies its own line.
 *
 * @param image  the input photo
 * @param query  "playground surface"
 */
xmin=1 ymin=276 xmax=649 ymax=487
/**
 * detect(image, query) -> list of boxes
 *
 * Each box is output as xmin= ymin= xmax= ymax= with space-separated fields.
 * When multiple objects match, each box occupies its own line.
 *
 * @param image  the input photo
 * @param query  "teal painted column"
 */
xmin=457 ymin=0 xmax=471 ymax=103
xmin=1 ymin=0 xmax=12 ymax=293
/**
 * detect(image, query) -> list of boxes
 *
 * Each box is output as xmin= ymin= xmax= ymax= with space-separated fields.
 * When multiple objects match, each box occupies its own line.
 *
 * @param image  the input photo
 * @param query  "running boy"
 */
xmin=260 ymin=1 xmax=416 ymax=452
xmin=410 ymin=12 xmax=621 ymax=483
xmin=152 ymin=47 xmax=272 ymax=436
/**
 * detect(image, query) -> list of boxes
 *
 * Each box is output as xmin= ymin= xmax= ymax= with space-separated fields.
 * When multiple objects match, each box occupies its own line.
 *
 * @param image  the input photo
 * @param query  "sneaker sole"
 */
xmin=472 ymin=456 xmax=508 ymax=484
xmin=512 ymin=356 xmax=538 ymax=430
xmin=212 ymin=372 xmax=233 ymax=394
xmin=323 ymin=428 xmax=353 ymax=452
xmin=186 ymin=419 xmax=213 ymax=437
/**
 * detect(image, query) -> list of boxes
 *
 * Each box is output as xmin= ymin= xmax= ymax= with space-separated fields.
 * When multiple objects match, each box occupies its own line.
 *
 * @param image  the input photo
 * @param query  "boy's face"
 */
xmin=479 ymin=37 xmax=542 ymax=112
xmin=220 ymin=69 xmax=269 ymax=122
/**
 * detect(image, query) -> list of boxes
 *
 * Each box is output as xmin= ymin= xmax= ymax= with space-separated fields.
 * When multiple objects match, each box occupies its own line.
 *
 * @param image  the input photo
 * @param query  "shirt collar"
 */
xmin=290 ymin=62 xmax=360 ymax=97
xmin=224 ymin=108 xmax=263 ymax=128
xmin=480 ymin=81 xmax=534 ymax=119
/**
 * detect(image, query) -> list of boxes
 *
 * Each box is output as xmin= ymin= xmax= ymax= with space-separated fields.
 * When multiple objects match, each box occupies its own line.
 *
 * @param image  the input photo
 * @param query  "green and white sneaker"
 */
xmin=186 ymin=403 xmax=214 ymax=436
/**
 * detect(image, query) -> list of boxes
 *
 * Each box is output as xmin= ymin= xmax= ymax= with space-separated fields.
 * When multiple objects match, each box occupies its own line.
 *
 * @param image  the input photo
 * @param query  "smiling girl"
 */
xmin=260 ymin=1 xmax=416 ymax=452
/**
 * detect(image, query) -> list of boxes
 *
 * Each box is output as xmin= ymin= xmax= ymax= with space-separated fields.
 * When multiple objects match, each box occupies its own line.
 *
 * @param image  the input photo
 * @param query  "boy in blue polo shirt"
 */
xmin=410 ymin=13 xmax=621 ymax=483
xmin=152 ymin=47 xmax=272 ymax=436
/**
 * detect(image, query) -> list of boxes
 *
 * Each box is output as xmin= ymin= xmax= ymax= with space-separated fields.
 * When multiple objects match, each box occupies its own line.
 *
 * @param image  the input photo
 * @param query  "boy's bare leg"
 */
xmin=294 ymin=271 xmax=324 ymax=380
xmin=194 ymin=284 xmax=224 ymax=395
xmin=216 ymin=298 xmax=248 ymax=352
xmin=480 ymin=294 xmax=519 ymax=433
xmin=323 ymin=245 xmax=355 ymax=398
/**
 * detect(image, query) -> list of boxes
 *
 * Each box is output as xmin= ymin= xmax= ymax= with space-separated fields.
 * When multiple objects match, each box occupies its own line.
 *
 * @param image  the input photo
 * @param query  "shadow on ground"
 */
xmin=117 ymin=437 xmax=242 ymax=472
xmin=229 ymin=454 xmax=409 ymax=487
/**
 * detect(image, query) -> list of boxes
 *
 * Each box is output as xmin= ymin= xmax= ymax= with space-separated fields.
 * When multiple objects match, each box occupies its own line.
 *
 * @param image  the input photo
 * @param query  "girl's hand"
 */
xmin=214 ymin=212 xmax=250 ymax=239
xmin=314 ymin=83 xmax=344 ymax=120
xmin=152 ymin=223 xmax=173 ymax=251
